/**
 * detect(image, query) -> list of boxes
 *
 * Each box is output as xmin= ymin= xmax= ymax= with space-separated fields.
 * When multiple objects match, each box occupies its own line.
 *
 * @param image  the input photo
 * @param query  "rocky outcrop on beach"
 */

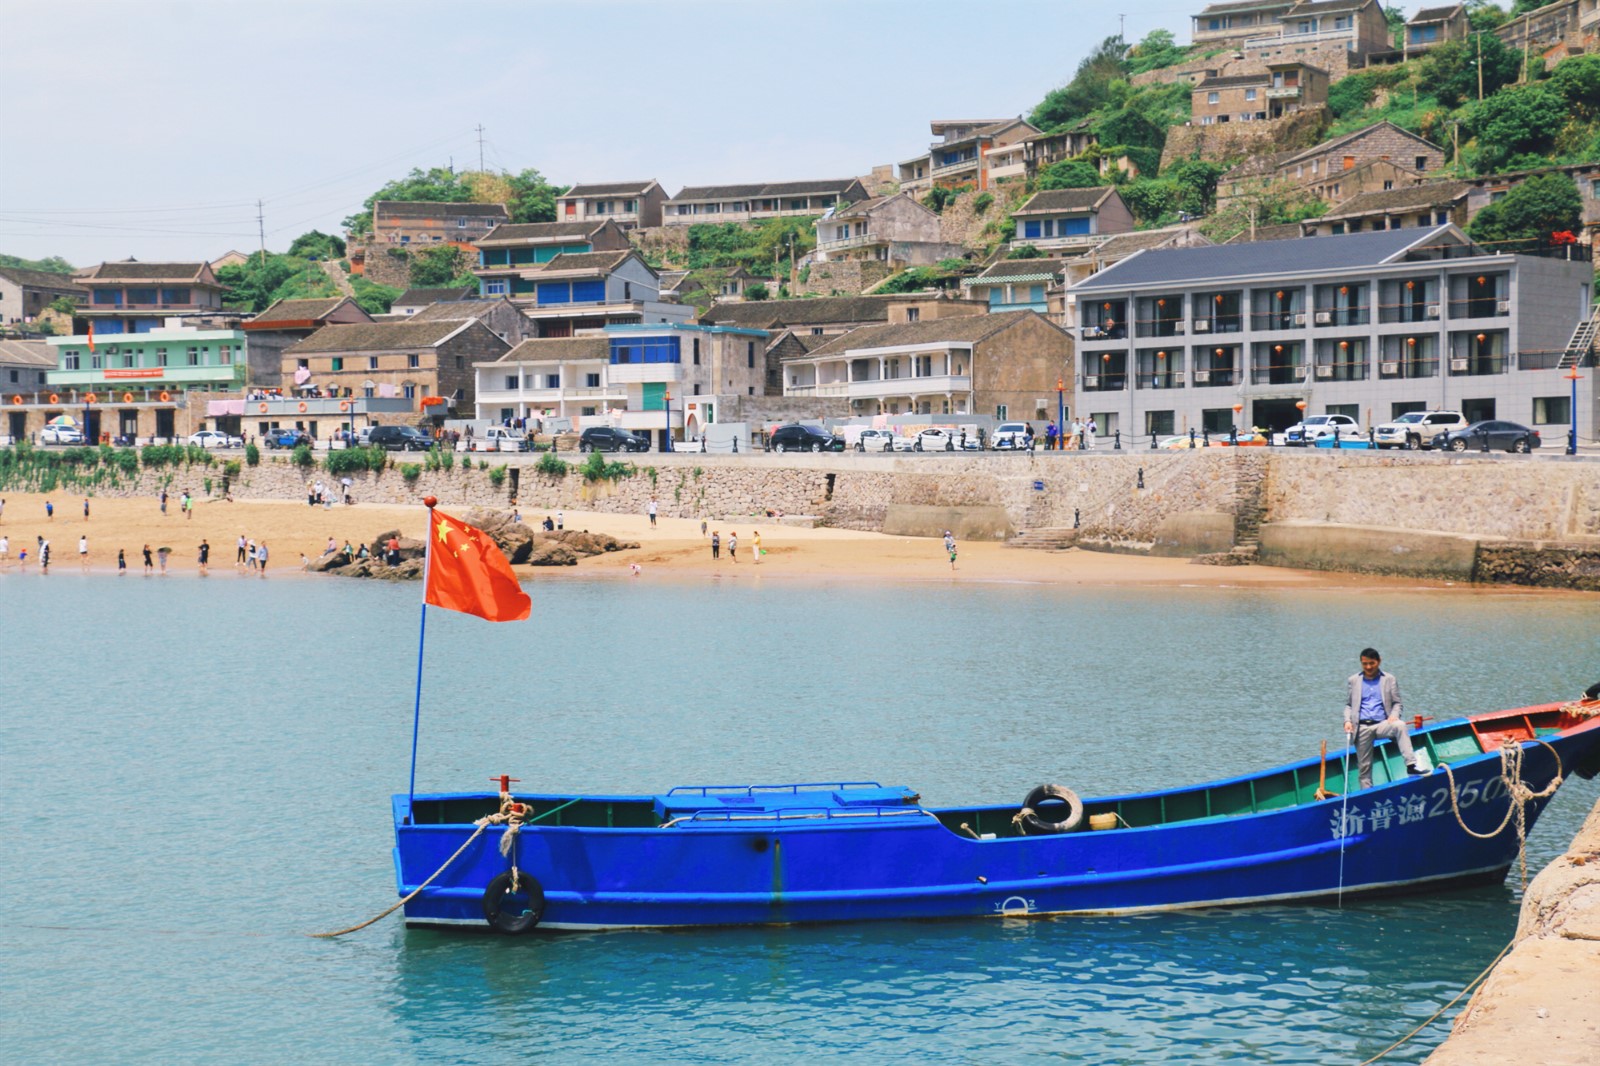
xmin=308 ymin=512 xmax=640 ymax=578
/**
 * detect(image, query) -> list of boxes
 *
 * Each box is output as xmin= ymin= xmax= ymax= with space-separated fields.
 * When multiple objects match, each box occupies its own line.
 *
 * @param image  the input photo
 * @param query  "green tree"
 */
xmin=0 ymin=253 xmax=74 ymax=275
xmin=1094 ymin=108 xmax=1165 ymax=150
xmin=350 ymin=275 xmax=403 ymax=314
xmin=1421 ymin=34 xmax=1520 ymax=108
xmin=1005 ymin=244 xmax=1044 ymax=260
xmin=288 ymin=230 xmax=346 ymax=259
xmin=1118 ymin=179 xmax=1181 ymax=225
xmin=217 ymin=256 xmax=297 ymax=312
xmin=1029 ymin=35 xmax=1130 ymax=131
xmin=1550 ymin=53 xmax=1600 ymax=119
xmin=49 ymin=295 xmax=78 ymax=314
xmin=1166 ymin=159 xmax=1225 ymax=217
xmin=1466 ymin=1 xmax=1510 ymax=32
xmin=504 ymin=168 xmax=564 ymax=224
xmin=1384 ymin=6 xmax=1406 ymax=49
xmin=409 ymin=245 xmax=467 ymax=287
xmin=1467 ymin=83 xmax=1566 ymax=171
xmin=342 ymin=167 xmax=473 ymax=235
xmin=923 ymin=187 xmax=957 ymax=213
xmin=1467 ymin=172 xmax=1582 ymax=247
xmin=744 ymin=283 xmax=769 ymax=301
xmin=1511 ymin=0 xmax=1560 ymax=13
xmin=1036 ymin=160 xmax=1102 ymax=190
xmin=1126 ymin=29 xmax=1187 ymax=76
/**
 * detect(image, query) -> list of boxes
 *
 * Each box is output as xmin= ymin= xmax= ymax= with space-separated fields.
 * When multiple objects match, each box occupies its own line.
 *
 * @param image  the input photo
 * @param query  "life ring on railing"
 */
xmin=298 ymin=402 xmax=308 ymax=413
xmin=1014 ymin=784 xmax=1084 ymax=835
xmin=48 ymin=393 xmax=59 ymax=404
xmin=481 ymin=869 xmax=544 ymax=933
xmin=159 ymin=391 xmax=171 ymax=402
xmin=85 ymin=393 xmax=97 ymax=404
xmin=123 ymin=392 xmax=134 ymax=404
xmin=10 ymin=395 xmax=21 ymax=406
xmin=258 ymin=402 xmax=268 ymax=413
xmin=339 ymin=400 xmax=350 ymax=412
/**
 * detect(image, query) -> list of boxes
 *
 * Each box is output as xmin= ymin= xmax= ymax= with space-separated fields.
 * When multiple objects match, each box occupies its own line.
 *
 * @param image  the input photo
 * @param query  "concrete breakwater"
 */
xmin=19 ymin=448 xmax=1600 ymax=584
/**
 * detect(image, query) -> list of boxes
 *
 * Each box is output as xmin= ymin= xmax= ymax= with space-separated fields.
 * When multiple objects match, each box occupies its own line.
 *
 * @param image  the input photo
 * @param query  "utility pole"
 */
xmin=1477 ymin=31 xmax=1485 ymax=101
xmin=475 ymin=124 xmax=486 ymax=173
xmin=257 ymin=200 xmax=266 ymax=265
xmin=1119 ymin=12 xmax=1126 ymax=43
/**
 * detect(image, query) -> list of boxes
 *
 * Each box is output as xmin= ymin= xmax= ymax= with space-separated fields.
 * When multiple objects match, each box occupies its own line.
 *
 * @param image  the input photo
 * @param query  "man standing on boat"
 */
xmin=1344 ymin=648 xmax=1426 ymax=788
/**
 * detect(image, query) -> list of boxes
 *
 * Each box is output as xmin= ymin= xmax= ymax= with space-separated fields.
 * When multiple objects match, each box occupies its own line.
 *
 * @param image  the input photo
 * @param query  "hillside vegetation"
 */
xmin=0 ymin=253 xmax=74 ymax=276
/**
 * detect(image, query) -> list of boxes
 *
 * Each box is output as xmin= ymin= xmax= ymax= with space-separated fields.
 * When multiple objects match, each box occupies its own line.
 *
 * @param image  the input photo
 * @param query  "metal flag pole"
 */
xmin=407 ymin=496 xmax=438 ymax=819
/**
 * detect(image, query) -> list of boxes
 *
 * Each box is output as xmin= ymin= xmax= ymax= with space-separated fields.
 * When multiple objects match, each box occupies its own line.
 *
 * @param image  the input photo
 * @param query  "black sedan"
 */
xmin=769 ymin=424 xmax=844 ymax=453
xmin=1430 ymin=420 xmax=1541 ymax=454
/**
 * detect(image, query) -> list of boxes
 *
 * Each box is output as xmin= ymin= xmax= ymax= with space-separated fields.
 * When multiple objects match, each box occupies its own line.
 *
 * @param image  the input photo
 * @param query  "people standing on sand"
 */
xmin=78 ymin=535 xmax=88 ymax=570
xmin=711 ymin=531 xmax=720 ymax=560
xmin=257 ymin=541 xmax=268 ymax=574
xmin=40 ymin=538 xmax=50 ymax=572
xmin=729 ymin=531 xmax=739 ymax=563
xmin=944 ymin=530 xmax=957 ymax=571
xmin=157 ymin=546 xmax=169 ymax=574
xmin=160 ymin=489 xmax=168 ymax=515
xmin=753 ymin=529 xmax=762 ymax=564
xmin=117 ymin=548 xmax=126 ymax=574
xmin=557 ymin=510 xmax=564 ymax=530
xmin=182 ymin=492 xmax=192 ymax=518
xmin=237 ymin=534 xmax=248 ymax=565
xmin=701 ymin=519 xmax=708 ymax=538
xmin=198 ymin=539 xmax=210 ymax=575
xmin=83 ymin=498 xmax=90 ymax=520
xmin=45 ymin=500 xmax=53 ymax=521
xmin=386 ymin=535 xmax=401 ymax=566
xmin=0 ymin=534 xmax=7 ymax=564
xmin=0 ymin=496 xmax=5 ymax=523
xmin=18 ymin=544 xmax=26 ymax=568
xmin=299 ymin=553 xmax=310 ymax=570
xmin=142 ymin=544 xmax=153 ymax=574
xmin=647 ymin=497 xmax=658 ymax=527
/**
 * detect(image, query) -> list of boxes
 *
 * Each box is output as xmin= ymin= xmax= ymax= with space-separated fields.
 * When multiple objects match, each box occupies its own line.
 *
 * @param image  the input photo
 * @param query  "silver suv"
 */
xmin=1373 ymin=411 xmax=1469 ymax=450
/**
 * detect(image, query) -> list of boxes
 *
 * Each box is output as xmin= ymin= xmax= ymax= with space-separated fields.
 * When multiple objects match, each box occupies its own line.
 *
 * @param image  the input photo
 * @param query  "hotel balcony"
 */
xmin=817 ymin=232 xmax=881 ymax=253
xmin=930 ymin=157 xmax=980 ymax=179
xmin=1265 ymin=85 xmax=1300 ymax=100
xmin=606 ymin=361 xmax=684 ymax=384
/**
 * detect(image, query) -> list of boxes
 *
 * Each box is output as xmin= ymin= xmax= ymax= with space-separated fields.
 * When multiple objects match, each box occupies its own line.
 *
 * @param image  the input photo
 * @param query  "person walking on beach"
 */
xmin=236 ymin=534 xmax=248 ymax=566
xmin=711 ymin=530 xmax=720 ymax=560
xmin=753 ymin=529 xmax=762 ymax=564
xmin=117 ymin=548 xmax=126 ymax=574
xmin=197 ymin=539 xmax=210 ymax=575
xmin=647 ymin=497 xmax=658 ymax=528
xmin=78 ymin=535 xmax=88 ymax=571
xmin=157 ymin=546 xmax=169 ymax=574
xmin=40 ymin=538 xmax=50 ymax=573
xmin=183 ymin=492 xmax=193 ymax=519
xmin=1344 ymin=648 xmax=1427 ymax=789
xmin=944 ymin=530 xmax=957 ymax=571
xmin=556 ymin=510 xmax=564 ymax=531
xmin=256 ymin=541 xmax=268 ymax=574
xmin=701 ymin=519 xmax=708 ymax=538
xmin=142 ymin=544 xmax=153 ymax=574
xmin=245 ymin=538 xmax=257 ymax=571
xmin=729 ymin=531 xmax=739 ymax=563
xmin=83 ymin=498 xmax=90 ymax=521
xmin=0 ymin=534 xmax=7 ymax=565
xmin=45 ymin=499 xmax=53 ymax=521
xmin=159 ymin=489 xmax=168 ymax=515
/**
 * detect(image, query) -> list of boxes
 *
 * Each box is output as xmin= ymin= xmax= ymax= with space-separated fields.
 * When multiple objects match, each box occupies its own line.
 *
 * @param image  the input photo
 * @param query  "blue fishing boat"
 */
xmin=392 ymin=702 xmax=1600 ymax=932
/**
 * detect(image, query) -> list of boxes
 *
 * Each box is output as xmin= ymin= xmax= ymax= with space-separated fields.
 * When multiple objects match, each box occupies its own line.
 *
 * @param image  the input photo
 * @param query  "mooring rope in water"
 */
xmin=1355 ymin=937 xmax=1515 ymax=1066
xmin=309 ymin=793 xmax=563 ymax=939
xmin=1441 ymin=738 xmax=1564 ymax=891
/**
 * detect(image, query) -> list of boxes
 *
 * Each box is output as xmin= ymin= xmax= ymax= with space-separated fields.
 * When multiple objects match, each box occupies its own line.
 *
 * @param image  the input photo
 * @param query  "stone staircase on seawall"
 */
xmin=1005 ymin=528 xmax=1080 ymax=551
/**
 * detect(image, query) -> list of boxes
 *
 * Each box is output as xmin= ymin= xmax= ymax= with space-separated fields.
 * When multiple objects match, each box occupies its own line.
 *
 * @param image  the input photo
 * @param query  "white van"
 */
xmin=469 ymin=426 xmax=529 ymax=452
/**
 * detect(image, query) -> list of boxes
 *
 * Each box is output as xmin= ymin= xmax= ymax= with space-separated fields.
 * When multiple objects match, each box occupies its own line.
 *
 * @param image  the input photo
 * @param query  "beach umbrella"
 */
xmin=47 ymin=415 xmax=76 ymax=426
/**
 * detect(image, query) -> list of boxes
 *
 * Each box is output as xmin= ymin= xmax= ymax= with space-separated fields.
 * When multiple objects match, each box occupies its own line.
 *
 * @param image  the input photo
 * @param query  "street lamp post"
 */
xmin=1056 ymin=377 xmax=1065 ymax=451
xmin=664 ymin=388 xmax=673 ymax=454
xmin=1567 ymin=367 xmax=1582 ymax=456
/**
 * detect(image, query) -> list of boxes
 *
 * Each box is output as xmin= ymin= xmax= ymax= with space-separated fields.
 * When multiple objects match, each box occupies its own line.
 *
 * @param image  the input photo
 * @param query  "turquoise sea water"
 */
xmin=2 ymin=571 xmax=1596 ymax=1064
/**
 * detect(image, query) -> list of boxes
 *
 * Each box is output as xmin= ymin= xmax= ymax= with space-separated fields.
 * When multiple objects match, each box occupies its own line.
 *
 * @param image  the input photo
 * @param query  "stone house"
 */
xmin=77 ymin=261 xmax=228 ymax=334
xmin=473 ymin=219 xmax=632 ymax=284
xmin=1462 ymin=163 xmax=1600 ymax=242
xmin=391 ymin=287 xmax=475 ymax=315
xmin=403 ymin=296 xmax=530 ymax=346
xmin=242 ymin=296 xmax=374 ymax=389
xmin=493 ymin=250 xmax=690 ymax=338
xmin=896 ymin=119 xmax=1040 ymax=195
xmin=0 ymin=266 xmax=85 ymax=327
xmin=1405 ymin=5 xmax=1468 ymax=57
xmin=1191 ymin=0 xmax=1296 ymax=47
xmin=282 ymin=319 xmax=510 ymax=422
xmin=1 ymin=339 xmax=55 ymax=441
xmin=813 ymin=193 xmax=962 ymax=269
xmin=553 ymin=181 xmax=666 ymax=229
xmin=1301 ymin=157 xmax=1428 ymax=208
xmin=1219 ymin=123 xmax=1448 ymax=209
xmin=370 ymin=201 xmax=509 ymax=249
xmin=1244 ymin=0 xmax=1392 ymax=58
xmin=662 ymin=179 xmax=868 ymax=226
xmin=781 ymin=310 xmax=1072 ymax=421
xmin=1491 ymin=0 xmax=1594 ymax=59
xmin=1193 ymin=62 xmax=1328 ymax=125
xmin=1299 ymin=181 xmax=1470 ymax=236
xmin=1009 ymin=188 xmax=1136 ymax=255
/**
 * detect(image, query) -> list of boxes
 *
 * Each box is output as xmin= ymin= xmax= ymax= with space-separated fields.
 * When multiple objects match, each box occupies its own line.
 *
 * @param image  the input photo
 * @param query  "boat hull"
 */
xmin=394 ymin=706 xmax=1600 ymax=931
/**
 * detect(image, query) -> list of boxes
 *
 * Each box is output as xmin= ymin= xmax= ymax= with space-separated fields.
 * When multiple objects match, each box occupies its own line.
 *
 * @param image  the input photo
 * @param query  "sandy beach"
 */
xmin=0 ymin=489 xmax=1498 ymax=589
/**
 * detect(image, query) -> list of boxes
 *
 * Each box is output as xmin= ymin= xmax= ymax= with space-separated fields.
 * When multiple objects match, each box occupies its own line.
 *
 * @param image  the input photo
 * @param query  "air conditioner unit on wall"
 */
xmin=1172 ymin=324 xmax=1186 ymax=334
xmin=1084 ymin=375 xmax=1098 ymax=387
xmin=1194 ymin=320 xmax=1211 ymax=332
xmin=1380 ymin=362 xmax=1399 ymax=375
xmin=1449 ymin=358 xmax=1468 ymax=372
xmin=1314 ymin=311 xmax=1332 ymax=324
xmin=1426 ymin=304 xmax=1440 ymax=318
xmin=1315 ymin=364 xmax=1334 ymax=378
xmin=1294 ymin=312 xmax=1306 ymax=326
xmin=1496 ymin=300 xmax=1509 ymax=314
xmin=1194 ymin=369 xmax=1210 ymax=383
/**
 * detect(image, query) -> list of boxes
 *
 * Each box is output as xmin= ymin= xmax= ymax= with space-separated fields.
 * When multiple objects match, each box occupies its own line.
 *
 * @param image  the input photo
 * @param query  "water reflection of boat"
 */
xmin=393 ymin=702 xmax=1600 ymax=933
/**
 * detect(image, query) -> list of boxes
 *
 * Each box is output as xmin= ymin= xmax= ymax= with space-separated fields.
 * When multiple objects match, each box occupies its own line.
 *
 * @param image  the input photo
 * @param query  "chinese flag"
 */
xmin=423 ymin=508 xmax=531 ymax=622
xmin=86 ymin=321 xmax=95 ymax=354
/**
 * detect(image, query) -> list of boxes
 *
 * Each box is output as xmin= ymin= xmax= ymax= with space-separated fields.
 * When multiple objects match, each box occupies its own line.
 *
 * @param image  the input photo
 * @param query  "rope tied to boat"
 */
xmin=1441 ymin=738 xmax=1564 ymax=890
xmin=309 ymin=792 xmax=537 ymax=939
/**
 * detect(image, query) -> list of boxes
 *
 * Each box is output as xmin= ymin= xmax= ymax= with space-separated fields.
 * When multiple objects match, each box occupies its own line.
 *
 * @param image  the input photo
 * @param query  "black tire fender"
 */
xmin=1018 ymin=784 xmax=1084 ymax=835
xmin=482 ymin=869 xmax=545 ymax=933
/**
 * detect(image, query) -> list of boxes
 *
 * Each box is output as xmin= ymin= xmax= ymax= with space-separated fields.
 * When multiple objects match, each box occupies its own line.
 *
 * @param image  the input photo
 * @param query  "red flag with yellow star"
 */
xmin=423 ymin=508 xmax=531 ymax=622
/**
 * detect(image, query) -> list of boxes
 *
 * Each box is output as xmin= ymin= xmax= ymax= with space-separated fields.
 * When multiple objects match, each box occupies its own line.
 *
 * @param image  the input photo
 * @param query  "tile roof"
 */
xmin=249 ymin=297 xmax=349 ymax=324
xmin=1072 ymin=225 xmax=1453 ymax=291
xmin=970 ymin=257 xmax=1070 ymax=282
xmin=0 ymin=338 xmax=56 ymax=366
xmin=800 ymin=313 xmax=1049 ymax=360
xmin=1315 ymin=181 xmax=1469 ymax=219
xmin=1198 ymin=73 xmax=1271 ymax=89
xmin=285 ymin=320 xmax=473 ymax=354
xmin=496 ymin=337 xmax=608 ymax=363
xmin=1087 ymin=229 xmax=1212 ymax=258
xmin=1197 ymin=0 xmax=1294 ymax=14
xmin=700 ymin=295 xmax=899 ymax=329
xmin=0 ymin=266 xmax=84 ymax=291
xmin=477 ymin=220 xmax=611 ymax=244
xmin=562 ymin=181 xmax=658 ymax=198
xmin=1284 ymin=0 xmax=1371 ymax=14
xmin=407 ymin=299 xmax=508 ymax=322
xmin=83 ymin=261 xmax=210 ymax=282
xmin=1281 ymin=122 xmax=1443 ymax=167
xmin=1408 ymin=4 xmax=1463 ymax=22
xmin=1012 ymin=188 xmax=1114 ymax=216
xmin=395 ymin=287 xmax=474 ymax=306
xmin=672 ymin=179 xmax=862 ymax=201
xmin=531 ymin=251 xmax=636 ymax=274
xmin=374 ymin=200 xmax=508 ymax=220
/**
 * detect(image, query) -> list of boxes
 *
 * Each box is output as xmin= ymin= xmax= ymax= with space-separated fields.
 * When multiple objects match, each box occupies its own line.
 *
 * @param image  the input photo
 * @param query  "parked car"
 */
xmin=1373 ymin=411 xmax=1470 ymax=450
xmin=39 ymin=425 xmax=85 ymax=445
xmin=854 ymin=428 xmax=895 ymax=453
xmin=187 ymin=429 xmax=243 ymax=449
xmin=262 ymin=427 xmax=310 ymax=449
xmin=579 ymin=426 xmax=649 ymax=453
xmin=991 ymin=422 xmax=1033 ymax=450
xmin=769 ymin=423 xmax=844 ymax=453
xmin=1284 ymin=414 xmax=1362 ymax=446
xmin=914 ymin=428 xmax=956 ymax=452
xmin=369 ymin=425 xmax=433 ymax=451
xmin=1430 ymin=420 xmax=1542 ymax=453
xmin=470 ymin=426 xmax=529 ymax=452
xmin=356 ymin=425 xmax=374 ymax=446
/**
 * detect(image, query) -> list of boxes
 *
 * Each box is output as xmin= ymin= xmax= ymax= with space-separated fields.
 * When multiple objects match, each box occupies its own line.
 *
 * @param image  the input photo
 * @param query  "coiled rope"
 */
xmin=1440 ymin=738 xmax=1564 ymax=890
xmin=310 ymin=793 xmax=548 ymax=939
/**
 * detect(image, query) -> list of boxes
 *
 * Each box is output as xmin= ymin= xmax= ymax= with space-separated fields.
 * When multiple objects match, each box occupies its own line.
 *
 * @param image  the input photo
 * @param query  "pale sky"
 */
xmin=1 ymin=0 xmax=1202 ymax=266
